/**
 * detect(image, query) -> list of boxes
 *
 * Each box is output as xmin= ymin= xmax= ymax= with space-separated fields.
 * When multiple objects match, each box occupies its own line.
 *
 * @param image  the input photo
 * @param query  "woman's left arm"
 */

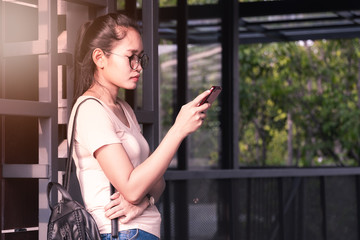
xmin=104 ymin=177 xmax=165 ymax=223
xmin=105 ymin=192 xmax=148 ymax=223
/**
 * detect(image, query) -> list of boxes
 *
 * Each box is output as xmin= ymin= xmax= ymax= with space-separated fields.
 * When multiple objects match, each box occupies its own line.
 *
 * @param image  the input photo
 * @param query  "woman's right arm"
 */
xmin=95 ymin=90 xmax=211 ymax=204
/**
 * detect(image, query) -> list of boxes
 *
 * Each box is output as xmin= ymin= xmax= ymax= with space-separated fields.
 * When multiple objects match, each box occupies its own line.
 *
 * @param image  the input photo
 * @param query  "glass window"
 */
xmin=159 ymin=40 xmax=178 ymax=168
xmin=3 ymin=116 xmax=39 ymax=164
xmin=4 ymin=0 xmax=38 ymax=43
xmin=3 ymin=55 xmax=39 ymax=101
xmin=117 ymin=0 xmax=143 ymax=10
xmin=187 ymin=44 xmax=222 ymax=169
xmin=238 ymin=39 xmax=360 ymax=167
xmin=3 ymin=179 xmax=39 ymax=233
xmin=159 ymin=41 xmax=222 ymax=169
xmin=188 ymin=0 xmax=218 ymax=4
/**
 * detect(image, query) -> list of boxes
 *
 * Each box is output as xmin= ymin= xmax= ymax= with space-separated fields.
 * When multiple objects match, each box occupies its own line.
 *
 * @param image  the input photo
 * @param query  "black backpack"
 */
xmin=47 ymin=182 xmax=101 ymax=240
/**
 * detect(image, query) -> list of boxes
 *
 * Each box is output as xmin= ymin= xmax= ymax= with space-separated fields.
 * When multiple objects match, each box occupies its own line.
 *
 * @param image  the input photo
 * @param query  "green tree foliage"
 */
xmin=117 ymin=0 xmax=219 ymax=9
xmin=159 ymin=38 xmax=360 ymax=168
xmin=239 ymin=39 xmax=360 ymax=167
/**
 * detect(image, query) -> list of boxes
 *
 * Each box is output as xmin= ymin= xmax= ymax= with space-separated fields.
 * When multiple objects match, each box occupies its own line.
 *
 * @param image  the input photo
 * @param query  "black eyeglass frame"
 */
xmin=105 ymin=51 xmax=149 ymax=70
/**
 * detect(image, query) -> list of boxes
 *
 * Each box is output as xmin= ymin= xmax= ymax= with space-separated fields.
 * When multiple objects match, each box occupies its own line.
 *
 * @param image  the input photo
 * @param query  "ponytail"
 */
xmin=73 ymin=21 xmax=94 ymax=104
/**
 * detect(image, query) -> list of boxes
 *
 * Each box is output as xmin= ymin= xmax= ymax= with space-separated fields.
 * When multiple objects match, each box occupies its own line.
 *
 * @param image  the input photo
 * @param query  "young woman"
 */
xmin=69 ymin=13 xmax=211 ymax=240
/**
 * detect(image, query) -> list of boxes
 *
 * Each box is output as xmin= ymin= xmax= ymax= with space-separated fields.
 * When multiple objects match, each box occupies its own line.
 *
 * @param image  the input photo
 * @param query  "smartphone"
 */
xmin=199 ymin=86 xmax=222 ymax=105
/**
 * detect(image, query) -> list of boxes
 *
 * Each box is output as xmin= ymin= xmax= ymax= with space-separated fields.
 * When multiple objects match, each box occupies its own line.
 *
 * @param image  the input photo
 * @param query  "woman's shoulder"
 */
xmin=73 ymin=96 xmax=107 ymax=116
xmin=75 ymin=95 xmax=104 ymax=107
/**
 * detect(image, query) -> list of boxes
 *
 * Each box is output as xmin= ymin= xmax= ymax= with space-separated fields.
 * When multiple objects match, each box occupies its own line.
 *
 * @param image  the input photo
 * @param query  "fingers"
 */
xmin=105 ymin=205 xmax=122 ymax=219
xmin=197 ymin=102 xmax=211 ymax=114
xmin=105 ymin=198 xmax=119 ymax=211
xmin=194 ymin=91 xmax=211 ymax=120
xmin=104 ymin=196 xmax=148 ymax=223
xmin=118 ymin=209 xmax=141 ymax=224
xmin=110 ymin=191 xmax=120 ymax=200
xmin=173 ymin=90 xmax=212 ymax=136
xmin=199 ymin=111 xmax=207 ymax=121
xmin=194 ymin=91 xmax=212 ymax=114
xmin=180 ymin=90 xmax=213 ymax=117
xmin=105 ymin=192 xmax=121 ymax=211
xmin=193 ymin=90 xmax=211 ymax=107
xmin=104 ymin=201 xmax=115 ymax=211
xmin=119 ymin=215 xmax=130 ymax=224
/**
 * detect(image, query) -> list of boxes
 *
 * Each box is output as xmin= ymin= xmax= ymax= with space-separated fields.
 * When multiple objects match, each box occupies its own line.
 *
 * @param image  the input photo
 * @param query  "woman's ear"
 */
xmin=92 ymin=48 xmax=105 ymax=69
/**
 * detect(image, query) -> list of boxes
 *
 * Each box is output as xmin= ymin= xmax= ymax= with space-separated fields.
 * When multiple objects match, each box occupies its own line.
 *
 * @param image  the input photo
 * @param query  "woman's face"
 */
xmin=100 ymin=27 xmax=144 ymax=91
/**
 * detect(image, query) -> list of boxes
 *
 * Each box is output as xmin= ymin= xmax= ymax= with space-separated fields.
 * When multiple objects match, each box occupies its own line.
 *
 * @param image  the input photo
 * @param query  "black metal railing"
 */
xmin=161 ymin=168 xmax=360 ymax=240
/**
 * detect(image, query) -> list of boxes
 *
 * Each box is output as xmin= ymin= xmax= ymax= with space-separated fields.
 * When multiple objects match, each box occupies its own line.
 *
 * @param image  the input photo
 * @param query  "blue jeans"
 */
xmin=100 ymin=229 xmax=159 ymax=240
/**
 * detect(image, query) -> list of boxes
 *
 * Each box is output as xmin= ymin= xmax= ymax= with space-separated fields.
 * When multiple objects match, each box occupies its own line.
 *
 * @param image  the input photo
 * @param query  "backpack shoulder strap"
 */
xmin=64 ymin=97 xmax=102 ymax=190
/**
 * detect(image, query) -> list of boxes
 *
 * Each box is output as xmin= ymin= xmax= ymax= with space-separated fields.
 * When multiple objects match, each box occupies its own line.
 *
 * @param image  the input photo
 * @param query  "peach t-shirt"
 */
xmin=68 ymin=96 xmax=161 ymax=237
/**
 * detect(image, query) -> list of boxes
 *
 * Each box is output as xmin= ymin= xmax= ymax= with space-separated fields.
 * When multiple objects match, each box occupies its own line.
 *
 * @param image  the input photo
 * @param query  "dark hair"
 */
xmin=73 ymin=13 xmax=140 ymax=102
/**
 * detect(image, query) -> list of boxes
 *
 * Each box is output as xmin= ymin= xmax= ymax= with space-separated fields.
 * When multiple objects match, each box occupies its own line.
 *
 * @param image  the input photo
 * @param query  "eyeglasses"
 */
xmin=106 ymin=51 xmax=149 ymax=70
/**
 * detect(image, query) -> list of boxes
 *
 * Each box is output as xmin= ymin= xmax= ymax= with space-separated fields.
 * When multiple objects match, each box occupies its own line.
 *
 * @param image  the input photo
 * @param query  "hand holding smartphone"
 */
xmin=199 ymin=86 xmax=222 ymax=106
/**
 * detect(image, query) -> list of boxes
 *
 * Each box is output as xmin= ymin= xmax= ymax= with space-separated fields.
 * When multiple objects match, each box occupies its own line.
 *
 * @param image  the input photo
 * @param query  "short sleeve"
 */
xmin=74 ymin=100 xmax=123 ymax=156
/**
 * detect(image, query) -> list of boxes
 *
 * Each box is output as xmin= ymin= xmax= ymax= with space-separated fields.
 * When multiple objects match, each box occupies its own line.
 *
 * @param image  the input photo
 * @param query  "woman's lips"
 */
xmin=131 ymin=74 xmax=140 ymax=82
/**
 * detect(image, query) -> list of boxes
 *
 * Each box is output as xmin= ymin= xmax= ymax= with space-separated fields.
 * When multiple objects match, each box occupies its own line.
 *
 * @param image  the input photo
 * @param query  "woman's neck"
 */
xmin=86 ymin=82 xmax=118 ymax=105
